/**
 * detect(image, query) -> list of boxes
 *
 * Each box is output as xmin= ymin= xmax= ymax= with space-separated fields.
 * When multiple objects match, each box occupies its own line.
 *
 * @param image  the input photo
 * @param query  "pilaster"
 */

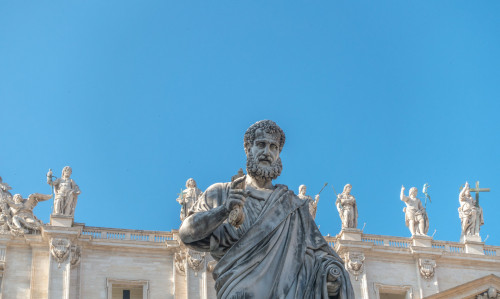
xmin=42 ymin=223 xmax=81 ymax=299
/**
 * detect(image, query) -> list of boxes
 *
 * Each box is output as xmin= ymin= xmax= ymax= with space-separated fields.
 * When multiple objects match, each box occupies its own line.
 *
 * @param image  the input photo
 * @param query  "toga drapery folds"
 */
xmin=184 ymin=182 xmax=354 ymax=299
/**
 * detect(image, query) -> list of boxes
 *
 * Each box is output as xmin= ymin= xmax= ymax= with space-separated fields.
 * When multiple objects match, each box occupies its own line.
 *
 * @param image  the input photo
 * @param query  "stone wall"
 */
xmin=0 ymin=225 xmax=499 ymax=299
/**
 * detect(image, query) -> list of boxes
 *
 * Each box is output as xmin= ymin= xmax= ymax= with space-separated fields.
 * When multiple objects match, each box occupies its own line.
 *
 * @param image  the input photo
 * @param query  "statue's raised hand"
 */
xmin=227 ymin=175 xmax=248 ymax=228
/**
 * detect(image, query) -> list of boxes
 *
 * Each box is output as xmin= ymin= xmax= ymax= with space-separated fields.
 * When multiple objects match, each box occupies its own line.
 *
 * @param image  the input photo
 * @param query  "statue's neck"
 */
xmin=246 ymin=175 xmax=273 ymax=190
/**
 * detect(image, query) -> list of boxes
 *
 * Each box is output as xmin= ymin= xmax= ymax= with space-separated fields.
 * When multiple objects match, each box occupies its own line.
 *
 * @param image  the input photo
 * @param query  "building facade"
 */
xmin=0 ymin=217 xmax=499 ymax=299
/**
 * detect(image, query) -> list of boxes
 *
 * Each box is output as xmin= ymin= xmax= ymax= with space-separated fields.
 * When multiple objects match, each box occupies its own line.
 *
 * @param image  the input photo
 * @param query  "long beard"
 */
xmin=246 ymin=152 xmax=282 ymax=181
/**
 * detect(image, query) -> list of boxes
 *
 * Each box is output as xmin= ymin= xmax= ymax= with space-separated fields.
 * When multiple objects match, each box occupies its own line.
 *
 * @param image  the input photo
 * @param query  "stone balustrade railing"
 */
xmin=331 ymin=232 xmax=498 ymax=256
xmin=77 ymin=227 xmax=499 ymax=257
xmin=81 ymin=226 xmax=176 ymax=243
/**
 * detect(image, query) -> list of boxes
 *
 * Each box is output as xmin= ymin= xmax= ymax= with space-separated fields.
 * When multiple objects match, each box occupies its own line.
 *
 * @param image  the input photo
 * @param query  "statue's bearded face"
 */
xmin=246 ymin=129 xmax=282 ymax=181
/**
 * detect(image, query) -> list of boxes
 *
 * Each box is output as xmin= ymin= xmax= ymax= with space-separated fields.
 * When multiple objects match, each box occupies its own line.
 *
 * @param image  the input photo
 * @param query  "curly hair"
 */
xmin=243 ymin=120 xmax=286 ymax=152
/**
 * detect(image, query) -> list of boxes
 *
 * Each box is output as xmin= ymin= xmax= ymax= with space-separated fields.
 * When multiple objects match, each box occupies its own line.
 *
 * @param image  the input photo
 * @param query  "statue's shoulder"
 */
xmin=204 ymin=182 xmax=231 ymax=192
xmin=202 ymin=182 xmax=231 ymax=203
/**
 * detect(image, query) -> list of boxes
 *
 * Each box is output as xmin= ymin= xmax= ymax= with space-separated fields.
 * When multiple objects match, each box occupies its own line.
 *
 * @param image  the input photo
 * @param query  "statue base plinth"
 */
xmin=462 ymin=235 xmax=485 ymax=255
xmin=461 ymin=234 xmax=482 ymax=243
xmin=50 ymin=214 xmax=74 ymax=227
xmin=411 ymin=235 xmax=432 ymax=247
xmin=339 ymin=228 xmax=362 ymax=241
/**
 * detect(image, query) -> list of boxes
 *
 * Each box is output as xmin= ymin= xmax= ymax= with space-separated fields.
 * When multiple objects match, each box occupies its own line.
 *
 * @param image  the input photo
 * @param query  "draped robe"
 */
xmin=185 ymin=182 xmax=354 ymax=299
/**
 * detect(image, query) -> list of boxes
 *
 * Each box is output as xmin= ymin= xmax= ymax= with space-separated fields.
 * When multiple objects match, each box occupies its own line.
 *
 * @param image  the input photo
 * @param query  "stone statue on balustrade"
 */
xmin=458 ymin=181 xmax=483 ymax=240
xmin=47 ymin=166 xmax=81 ymax=217
xmin=0 ymin=177 xmax=52 ymax=235
xmin=179 ymin=120 xmax=354 ymax=298
xmin=400 ymin=185 xmax=429 ymax=236
xmin=336 ymin=184 xmax=358 ymax=229
xmin=231 ymin=168 xmax=245 ymax=183
xmin=0 ymin=176 xmax=14 ymax=234
xmin=298 ymin=184 xmax=320 ymax=219
xmin=176 ymin=178 xmax=202 ymax=221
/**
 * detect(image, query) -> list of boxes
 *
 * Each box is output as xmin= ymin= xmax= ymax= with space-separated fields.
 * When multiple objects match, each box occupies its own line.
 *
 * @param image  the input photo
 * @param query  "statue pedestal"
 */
xmin=412 ymin=235 xmax=432 ymax=247
xmin=50 ymin=214 xmax=74 ymax=227
xmin=42 ymin=225 xmax=81 ymax=299
xmin=339 ymin=228 xmax=362 ymax=241
xmin=462 ymin=235 xmax=485 ymax=255
xmin=461 ymin=234 xmax=482 ymax=243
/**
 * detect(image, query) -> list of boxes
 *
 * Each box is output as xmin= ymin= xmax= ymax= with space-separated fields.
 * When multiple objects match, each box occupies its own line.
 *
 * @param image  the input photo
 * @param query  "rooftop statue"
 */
xmin=458 ymin=181 xmax=484 ymax=239
xmin=176 ymin=178 xmax=202 ymax=222
xmin=297 ymin=184 xmax=320 ymax=219
xmin=336 ymin=184 xmax=358 ymax=229
xmin=179 ymin=120 xmax=354 ymax=298
xmin=400 ymin=185 xmax=429 ymax=236
xmin=47 ymin=166 xmax=81 ymax=216
xmin=0 ymin=177 xmax=51 ymax=235
xmin=231 ymin=168 xmax=245 ymax=183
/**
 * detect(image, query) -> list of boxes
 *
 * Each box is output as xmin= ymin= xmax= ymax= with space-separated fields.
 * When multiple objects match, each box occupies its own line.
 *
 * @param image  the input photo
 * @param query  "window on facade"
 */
xmin=111 ymin=285 xmax=142 ymax=299
xmin=379 ymin=293 xmax=406 ymax=299
xmin=107 ymin=279 xmax=148 ymax=299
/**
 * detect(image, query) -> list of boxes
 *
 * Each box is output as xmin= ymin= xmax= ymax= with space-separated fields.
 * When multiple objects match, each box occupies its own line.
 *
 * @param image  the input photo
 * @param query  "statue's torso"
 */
xmin=339 ymin=195 xmax=355 ymax=209
xmin=405 ymin=197 xmax=421 ymax=211
xmin=57 ymin=179 xmax=73 ymax=195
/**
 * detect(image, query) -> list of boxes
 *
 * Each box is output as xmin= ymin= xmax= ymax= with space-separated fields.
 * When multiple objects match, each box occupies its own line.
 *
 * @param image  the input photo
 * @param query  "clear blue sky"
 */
xmin=1 ymin=1 xmax=499 ymax=245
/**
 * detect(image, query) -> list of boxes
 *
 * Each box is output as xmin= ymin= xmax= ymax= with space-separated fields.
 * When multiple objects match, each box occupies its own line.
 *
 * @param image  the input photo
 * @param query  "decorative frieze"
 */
xmin=476 ymin=287 xmax=499 ymax=299
xmin=50 ymin=238 xmax=71 ymax=267
xmin=70 ymin=245 xmax=81 ymax=268
xmin=174 ymin=249 xmax=186 ymax=276
xmin=418 ymin=258 xmax=436 ymax=280
xmin=345 ymin=251 xmax=365 ymax=281
xmin=187 ymin=249 xmax=205 ymax=275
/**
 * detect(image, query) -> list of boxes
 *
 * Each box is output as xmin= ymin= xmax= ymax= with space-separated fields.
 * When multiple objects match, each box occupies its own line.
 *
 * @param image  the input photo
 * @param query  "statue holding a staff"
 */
xmin=47 ymin=166 xmax=81 ymax=217
xmin=297 ymin=183 xmax=325 ymax=220
xmin=176 ymin=178 xmax=202 ymax=222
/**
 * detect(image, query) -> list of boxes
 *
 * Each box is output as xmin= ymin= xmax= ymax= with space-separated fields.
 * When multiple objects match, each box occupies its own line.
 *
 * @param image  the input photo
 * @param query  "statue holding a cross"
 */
xmin=458 ymin=181 xmax=489 ymax=240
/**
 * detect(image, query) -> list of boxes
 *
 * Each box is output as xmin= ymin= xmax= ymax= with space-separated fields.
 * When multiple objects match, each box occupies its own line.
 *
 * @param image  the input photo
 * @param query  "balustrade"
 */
xmin=82 ymin=227 xmax=173 ymax=243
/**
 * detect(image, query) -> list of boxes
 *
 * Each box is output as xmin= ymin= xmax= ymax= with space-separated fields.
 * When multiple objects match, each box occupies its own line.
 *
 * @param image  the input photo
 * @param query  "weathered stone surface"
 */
xmin=176 ymin=178 xmax=202 ymax=222
xmin=179 ymin=120 xmax=354 ymax=298
xmin=297 ymin=184 xmax=320 ymax=219
xmin=459 ymin=181 xmax=484 ymax=241
xmin=336 ymin=184 xmax=358 ymax=229
xmin=401 ymin=185 xmax=429 ymax=236
xmin=47 ymin=166 xmax=81 ymax=217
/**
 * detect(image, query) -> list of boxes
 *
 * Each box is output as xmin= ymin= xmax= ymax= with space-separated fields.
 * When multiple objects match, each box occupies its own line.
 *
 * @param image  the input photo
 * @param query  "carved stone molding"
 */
xmin=345 ymin=251 xmax=365 ymax=281
xmin=207 ymin=260 xmax=217 ymax=273
xmin=174 ymin=249 xmax=186 ymax=276
xmin=187 ymin=249 xmax=205 ymax=275
xmin=50 ymin=238 xmax=71 ymax=267
xmin=70 ymin=245 xmax=81 ymax=268
xmin=476 ymin=287 xmax=499 ymax=299
xmin=418 ymin=258 xmax=436 ymax=280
